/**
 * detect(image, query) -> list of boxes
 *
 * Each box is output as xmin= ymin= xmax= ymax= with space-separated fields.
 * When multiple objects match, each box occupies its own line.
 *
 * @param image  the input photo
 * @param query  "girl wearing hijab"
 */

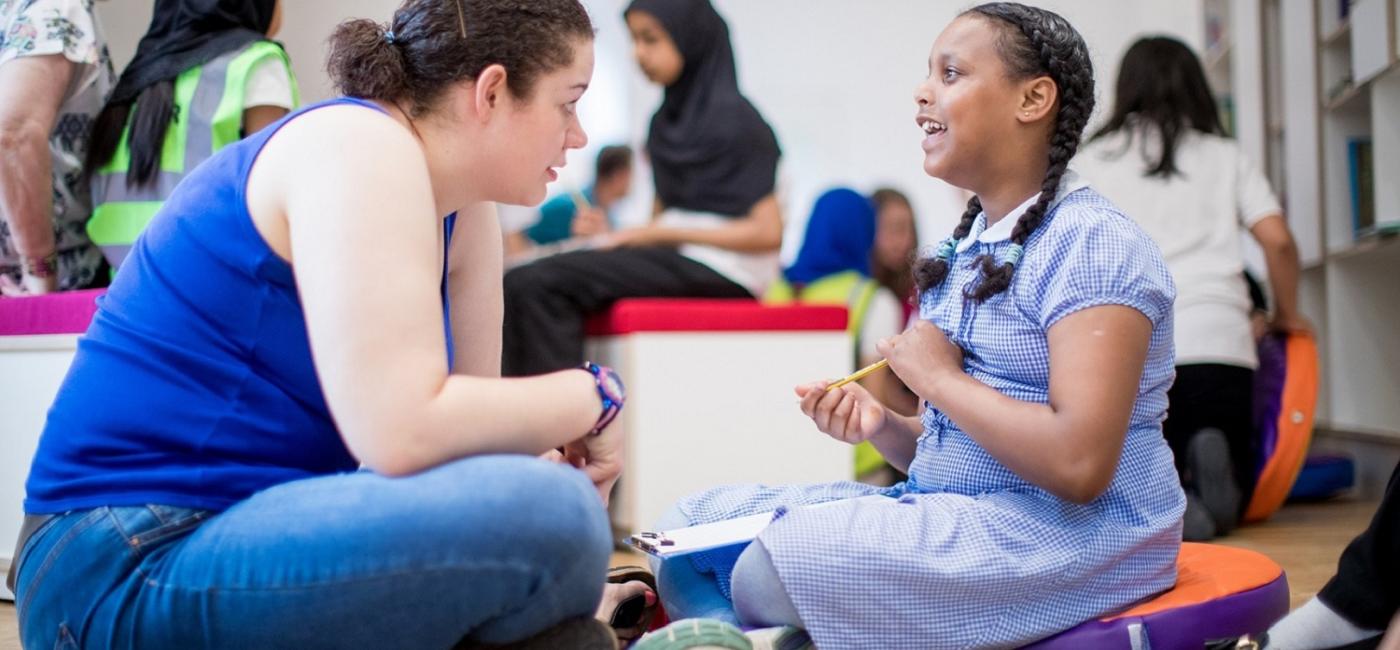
xmin=83 ymin=0 xmax=297 ymax=269
xmin=766 ymin=189 xmax=901 ymax=368
xmin=764 ymin=188 xmax=909 ymax=481
xmin=502 ymin=0 xmax=782 ymax=377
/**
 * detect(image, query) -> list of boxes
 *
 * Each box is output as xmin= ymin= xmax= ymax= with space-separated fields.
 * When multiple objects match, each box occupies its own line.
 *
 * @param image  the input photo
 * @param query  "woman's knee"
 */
xmin=492 ymin=457 xmax=608 ymax=537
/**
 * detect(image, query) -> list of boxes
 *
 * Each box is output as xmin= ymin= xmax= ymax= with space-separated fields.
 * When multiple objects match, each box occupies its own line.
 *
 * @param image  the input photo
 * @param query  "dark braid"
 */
xmin=914 ymin=3 xmax=1096 ymax=302
xmin=914 ymin=195 xmax=981 ymax=292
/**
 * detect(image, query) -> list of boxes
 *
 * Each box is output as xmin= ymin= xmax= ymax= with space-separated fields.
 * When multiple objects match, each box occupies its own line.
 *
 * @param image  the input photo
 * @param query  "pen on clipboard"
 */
xmin=825 ymin=358 xmax=889 ymax=391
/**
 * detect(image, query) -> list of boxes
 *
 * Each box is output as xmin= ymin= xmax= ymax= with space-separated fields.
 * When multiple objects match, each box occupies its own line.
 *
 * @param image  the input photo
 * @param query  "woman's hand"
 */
xmin=561 ymin=419 xmax=625 ymax=506
xmin=571 ymin=206 xmax=611 ymax=238
xmin=795 ymin=380 xmax=889 ymax=445
xmin=0 ymin=269 xmax=56 ymax=297
xmin=876 ymin=320 xmax=964 ymax=402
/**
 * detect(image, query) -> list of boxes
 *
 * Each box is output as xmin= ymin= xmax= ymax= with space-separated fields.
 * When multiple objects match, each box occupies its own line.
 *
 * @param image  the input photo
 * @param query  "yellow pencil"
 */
xmin=570 ymin=190 xmax=592 ymax=212
xmin=825 ymin=359 xmax=889 ymax=391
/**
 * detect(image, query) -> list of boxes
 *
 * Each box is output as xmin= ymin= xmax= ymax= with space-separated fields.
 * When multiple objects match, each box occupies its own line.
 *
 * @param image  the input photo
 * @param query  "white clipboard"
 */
xmin=628 ymin=495 xmax=891 ymax=559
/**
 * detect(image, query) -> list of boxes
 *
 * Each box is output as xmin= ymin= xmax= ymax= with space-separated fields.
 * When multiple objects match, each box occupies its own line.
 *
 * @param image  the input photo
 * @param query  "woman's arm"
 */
xmin=447 ymin=202 xmax=503 ymax=377
xmin=879 ymin=307 xmax=1152 ymax=504
xmin=616 ymin=193 xmax=783 ymax=253
xmin=247 ymin=106 xmax=604 ymax=476
xmin=0 ymin=55 xmax=72 ymax=295
xmin=1249 ymin=214 xmax=1310 ymax=333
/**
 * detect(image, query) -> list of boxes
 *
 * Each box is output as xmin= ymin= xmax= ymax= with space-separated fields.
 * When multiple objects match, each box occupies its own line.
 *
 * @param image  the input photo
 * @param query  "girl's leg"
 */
xmin=84 ymin=455 xmax=612 ymax=648
xmin=1165 ymin=363 xmax=1254 ymax=537
xmin=730 ymin=539 xmax=802 ymax=628
xmin=650 ymin=505 xmax=741 ymax=625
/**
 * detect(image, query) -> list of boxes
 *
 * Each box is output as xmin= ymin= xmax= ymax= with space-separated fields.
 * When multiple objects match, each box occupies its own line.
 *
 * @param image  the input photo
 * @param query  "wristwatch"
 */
xmin=581 ymin=361 xmax=625 ymax=436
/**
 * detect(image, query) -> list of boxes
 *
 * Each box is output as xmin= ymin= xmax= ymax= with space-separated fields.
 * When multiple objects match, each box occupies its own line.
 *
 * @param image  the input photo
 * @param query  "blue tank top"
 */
xmin=25 ymin=97 xmax=454 ymax=513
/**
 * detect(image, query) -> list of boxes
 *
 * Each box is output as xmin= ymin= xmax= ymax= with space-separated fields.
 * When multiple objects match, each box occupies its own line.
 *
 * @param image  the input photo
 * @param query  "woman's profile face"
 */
xmin=626 ymin=10 xmax=683 ymax=86
xmin=491 ymin=37 xmax=594 ymax=206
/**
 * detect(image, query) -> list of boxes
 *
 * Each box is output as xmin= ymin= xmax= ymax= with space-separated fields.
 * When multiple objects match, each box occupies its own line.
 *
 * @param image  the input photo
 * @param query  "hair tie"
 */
xmin=935 ymin=237 xmax=960 ymax=261
xmin=1001 ymin=243 xmax=1025 ymax=267
xmin=384 ymin=29 xmax=396 ymax=45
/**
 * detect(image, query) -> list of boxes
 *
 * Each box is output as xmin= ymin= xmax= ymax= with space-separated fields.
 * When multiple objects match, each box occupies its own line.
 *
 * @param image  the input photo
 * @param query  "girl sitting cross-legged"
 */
xmin=635 ymin=3 xmax=1184 ymax=649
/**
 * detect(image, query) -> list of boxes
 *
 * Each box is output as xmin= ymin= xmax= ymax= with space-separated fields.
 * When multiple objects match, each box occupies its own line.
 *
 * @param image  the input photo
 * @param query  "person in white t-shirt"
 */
xmin=1077 ymin=36 xmax=1309 ymax=541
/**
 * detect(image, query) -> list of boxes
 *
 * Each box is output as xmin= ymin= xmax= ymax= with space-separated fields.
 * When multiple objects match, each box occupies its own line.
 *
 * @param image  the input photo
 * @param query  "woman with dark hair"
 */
xmin=1077 ymin=36 xmax=1308 ymax=542
xmin=501 ymin=0 xmax=782 ymax=377
xmin=84 ymin=0 xmax=297 ymax=269
xmin=11 ymin=1 xmax=639 ymax=648
xmin=636 ymin=4 xmax=1183 ymax=648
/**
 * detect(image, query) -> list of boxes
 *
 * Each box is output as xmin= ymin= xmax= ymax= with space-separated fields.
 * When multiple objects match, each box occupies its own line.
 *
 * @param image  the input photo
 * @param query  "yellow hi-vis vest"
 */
xmin=87 ymin=41 xmax=299 ymax=267
xmin=764 ymin=270 xmax=889 ymax=477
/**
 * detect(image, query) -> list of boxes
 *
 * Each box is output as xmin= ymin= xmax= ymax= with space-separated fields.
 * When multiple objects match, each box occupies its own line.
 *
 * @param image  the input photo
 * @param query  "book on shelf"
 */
xmin=1347 ymin=137 xmax=1374 ymax=238
xmin=1218 ymin=94 xmax=1235 ymax=138
xmin=1354 ymin=222 xmax=1400 ymax=241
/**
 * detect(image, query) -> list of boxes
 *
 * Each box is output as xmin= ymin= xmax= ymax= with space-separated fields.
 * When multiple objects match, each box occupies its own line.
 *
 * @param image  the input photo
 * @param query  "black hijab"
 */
xmin=624 ymin=0 xmax=780 ymax=218
xmin=109 ymin=0 xmax=280 ymax=105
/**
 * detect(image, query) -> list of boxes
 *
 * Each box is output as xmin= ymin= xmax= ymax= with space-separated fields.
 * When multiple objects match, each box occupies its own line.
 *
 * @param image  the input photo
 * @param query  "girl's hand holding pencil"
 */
xmin=874 ymin=320 xmax=965 ymax=402
xmin=796 ymin=376 xmax=889 ymax=445
xmin=826 ymin=358 xmax=888 ymax=391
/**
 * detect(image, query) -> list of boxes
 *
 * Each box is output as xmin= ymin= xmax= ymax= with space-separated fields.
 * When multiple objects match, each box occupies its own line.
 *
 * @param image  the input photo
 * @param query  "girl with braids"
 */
xmin=13 ymin=1 xmax=648 ymax=648
xmin=1078 ymin=37 xmax=1309 ymax=542
xmin=635 ymin=4 xmax=1183 ymax=649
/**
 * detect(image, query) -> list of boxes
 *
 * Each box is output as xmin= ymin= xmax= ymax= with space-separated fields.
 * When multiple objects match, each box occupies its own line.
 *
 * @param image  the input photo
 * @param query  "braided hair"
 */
xmin=913 ymin=3 xmax=1096 ymax=303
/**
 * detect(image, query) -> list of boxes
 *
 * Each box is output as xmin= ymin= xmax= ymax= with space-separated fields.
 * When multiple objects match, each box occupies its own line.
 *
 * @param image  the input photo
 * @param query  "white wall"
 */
xmin=95 ymin=1 xmax=1204 ymax=256
xmin=94 ymin=1 xmax=152 ymax=71
xmin=652 ymin=1 xmax=1206 ymax=260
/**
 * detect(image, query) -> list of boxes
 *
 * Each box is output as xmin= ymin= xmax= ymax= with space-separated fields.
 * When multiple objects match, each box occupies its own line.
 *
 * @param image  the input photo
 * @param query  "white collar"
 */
xmin=955 ymin=168 xmax=1089 ymax=253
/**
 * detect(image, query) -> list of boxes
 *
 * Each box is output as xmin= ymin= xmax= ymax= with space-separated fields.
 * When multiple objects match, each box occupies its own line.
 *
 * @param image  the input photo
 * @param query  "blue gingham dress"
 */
xmin=675 ymin=182 xmax=1185 ymax=649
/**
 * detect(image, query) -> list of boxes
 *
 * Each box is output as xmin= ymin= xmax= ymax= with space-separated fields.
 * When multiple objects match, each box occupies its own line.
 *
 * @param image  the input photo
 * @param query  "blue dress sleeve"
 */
xmin=1027 ymin=204 xmax=1176 ymax=331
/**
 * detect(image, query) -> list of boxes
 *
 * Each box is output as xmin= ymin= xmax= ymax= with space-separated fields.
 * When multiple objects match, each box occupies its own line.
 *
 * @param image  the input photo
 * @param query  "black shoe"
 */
xmin=1205 ymin=633 xmax=1267 ymax=649
xmin=1183 ymin=492 xmax=1218 ymax=541
xmin=1187 ymin=428 xmax=1242 ymax=536
xmin=455 ymin=617 xmax=618 ymax=650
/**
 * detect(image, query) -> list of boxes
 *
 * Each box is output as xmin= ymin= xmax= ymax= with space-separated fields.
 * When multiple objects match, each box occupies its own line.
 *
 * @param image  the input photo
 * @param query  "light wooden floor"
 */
xmin=0 ymin=498 xmax=1379 ymax=649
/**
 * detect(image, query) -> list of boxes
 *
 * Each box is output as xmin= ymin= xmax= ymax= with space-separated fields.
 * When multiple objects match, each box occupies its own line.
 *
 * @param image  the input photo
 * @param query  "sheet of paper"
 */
xmin=629 ymin=495 xmax=891 ymax=558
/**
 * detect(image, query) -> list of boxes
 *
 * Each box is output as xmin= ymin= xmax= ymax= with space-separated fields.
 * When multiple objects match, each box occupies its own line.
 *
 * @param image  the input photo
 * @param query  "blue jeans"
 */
xmin=14 ymin=455 xmax=612 ymax=649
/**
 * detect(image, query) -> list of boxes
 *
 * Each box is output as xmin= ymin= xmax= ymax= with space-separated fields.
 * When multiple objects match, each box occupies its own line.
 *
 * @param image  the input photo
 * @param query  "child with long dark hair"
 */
xmin=636 ymin=4 xmax=1183 ymax=648
xmin=83 ymin=0 xmax=296 ymax=269
xmin=501 ymin=0 xmax=782 ymax=378
xmin=1078 ymin=36 xmax=1308 ymax=541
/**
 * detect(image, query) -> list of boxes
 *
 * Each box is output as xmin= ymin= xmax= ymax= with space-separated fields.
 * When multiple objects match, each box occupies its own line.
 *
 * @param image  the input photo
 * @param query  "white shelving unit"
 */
xmin=1207 ymin=0 xmax=1400 ymax=458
